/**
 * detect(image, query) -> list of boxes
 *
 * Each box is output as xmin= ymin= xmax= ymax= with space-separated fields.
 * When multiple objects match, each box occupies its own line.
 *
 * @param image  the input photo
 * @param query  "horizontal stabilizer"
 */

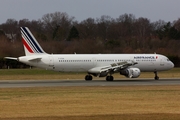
xmin=28 ymin=57 xmax=42 ymax=61
xmin=4 ymin=57 xmax=18 ymax=61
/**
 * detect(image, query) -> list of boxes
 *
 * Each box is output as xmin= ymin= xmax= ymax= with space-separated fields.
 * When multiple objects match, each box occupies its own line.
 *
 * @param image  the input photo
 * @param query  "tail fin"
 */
xmin=20 ymin=27 xmax=47 ymax=56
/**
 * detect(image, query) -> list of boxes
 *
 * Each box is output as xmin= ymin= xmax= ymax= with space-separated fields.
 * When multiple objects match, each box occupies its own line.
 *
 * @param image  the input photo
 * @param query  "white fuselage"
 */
xmin=18 ymin=54 xmax=174 ymax=72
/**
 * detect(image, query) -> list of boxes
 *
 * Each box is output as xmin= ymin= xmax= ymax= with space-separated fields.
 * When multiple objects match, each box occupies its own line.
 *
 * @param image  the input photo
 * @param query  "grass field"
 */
xmin=0 ymin=67 xmax=179 ymax=80
xmin=0 ymin=68 xmax=180 ymax=120
xmin=0 ymin=86 xmax=180 ymax=120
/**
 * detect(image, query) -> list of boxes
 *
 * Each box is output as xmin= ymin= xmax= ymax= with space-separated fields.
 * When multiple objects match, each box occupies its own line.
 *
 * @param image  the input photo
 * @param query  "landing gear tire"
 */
xmin=85 ymin=75 xmax=92 ymax=81
xmin=106 ymin=76 xmax=114 ymax=81
xmin=154 ymin=71 xmax=159 ymax=80
xmin=155 ymin=76 xmax=159 ymax=80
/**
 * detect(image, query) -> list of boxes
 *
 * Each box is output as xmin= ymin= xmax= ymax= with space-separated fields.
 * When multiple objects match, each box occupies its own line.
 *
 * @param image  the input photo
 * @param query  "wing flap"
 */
xmin=88 ymin=60 xmax=138 ymax=75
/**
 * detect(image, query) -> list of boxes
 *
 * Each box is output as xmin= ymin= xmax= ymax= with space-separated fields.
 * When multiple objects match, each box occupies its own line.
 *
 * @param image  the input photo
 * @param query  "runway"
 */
xmin=0 ymin=78 xmax=180 ymax=88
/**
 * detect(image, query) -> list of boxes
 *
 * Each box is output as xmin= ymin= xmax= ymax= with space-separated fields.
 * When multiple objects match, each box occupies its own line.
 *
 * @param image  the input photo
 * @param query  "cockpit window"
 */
xmin=167 ymin=59 xmax=170 ymax=61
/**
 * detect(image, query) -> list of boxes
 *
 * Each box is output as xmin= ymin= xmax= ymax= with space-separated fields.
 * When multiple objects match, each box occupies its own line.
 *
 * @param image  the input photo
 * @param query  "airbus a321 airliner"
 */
xmin=5 ymin=27 xmax=174 ymax=81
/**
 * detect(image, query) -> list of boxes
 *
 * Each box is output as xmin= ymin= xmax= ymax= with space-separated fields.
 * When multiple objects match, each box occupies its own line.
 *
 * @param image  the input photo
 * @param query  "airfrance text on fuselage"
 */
xmin=134 ymin=56 xmax=156 ymax=59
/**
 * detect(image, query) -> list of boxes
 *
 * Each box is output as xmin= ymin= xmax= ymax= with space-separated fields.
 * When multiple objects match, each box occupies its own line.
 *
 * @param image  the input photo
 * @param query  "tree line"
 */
xmin=0 ymin=12 xmax=180 ymax=68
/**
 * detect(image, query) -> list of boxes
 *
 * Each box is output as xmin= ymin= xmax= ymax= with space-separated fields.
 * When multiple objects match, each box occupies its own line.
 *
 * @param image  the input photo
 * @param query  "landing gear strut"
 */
xmin=106 ymin=76 xmax=114 ymax=81
xmin=154 ymin=71 xmax=159 ymax=80
xmin=85 ymin=75 xmax=93 ymax=81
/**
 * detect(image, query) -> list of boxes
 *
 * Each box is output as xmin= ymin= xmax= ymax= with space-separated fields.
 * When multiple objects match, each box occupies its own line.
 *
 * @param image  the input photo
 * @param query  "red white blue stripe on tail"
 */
xmin=20 ymin=27 xmax=46 ymax=56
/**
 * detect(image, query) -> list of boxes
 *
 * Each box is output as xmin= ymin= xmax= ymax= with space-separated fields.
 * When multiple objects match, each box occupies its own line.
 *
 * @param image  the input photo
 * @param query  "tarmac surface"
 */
xmin=0 ymin=78 xmax=180 ymax=88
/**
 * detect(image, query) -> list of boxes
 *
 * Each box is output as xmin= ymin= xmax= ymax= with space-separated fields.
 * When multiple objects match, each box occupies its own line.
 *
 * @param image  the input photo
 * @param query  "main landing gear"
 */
xmin=85 ymin=75 xmax=92 ymax=81
xmin=85 ymin=75 xmax=114 ymax=81
xmin=106 ymin=76 xmax=114 ymax=81
xmin=154 ymin=71 xmax=159 ymax=80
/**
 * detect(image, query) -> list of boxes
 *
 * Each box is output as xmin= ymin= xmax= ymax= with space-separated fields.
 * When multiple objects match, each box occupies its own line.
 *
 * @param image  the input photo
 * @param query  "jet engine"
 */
xmin=120 ymin=68 xmax=140 ymax=78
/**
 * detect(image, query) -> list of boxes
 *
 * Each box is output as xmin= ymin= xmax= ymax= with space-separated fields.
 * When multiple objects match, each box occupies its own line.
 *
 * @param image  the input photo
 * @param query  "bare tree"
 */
xmin=152 ymin=20 xmax=166 ymax=31
xmin=173 ymin=18 xmax=180 ymax=31
xmin=78 ymin=18 xmax=97 ymax=39
xmin=134 ymin=17 xmax=152 ymax=48
xmin=19 ymin=19 xmax=31 ymax=27
xmin=96 ymin=15 xmax=113 ymax=40
xmin=41 ymin=12 xmax=74 ymax=40
xmin=116 ymin=14 xmax=136 ymax=37
xmin=0 ymin=19 xmax=18 ymax=41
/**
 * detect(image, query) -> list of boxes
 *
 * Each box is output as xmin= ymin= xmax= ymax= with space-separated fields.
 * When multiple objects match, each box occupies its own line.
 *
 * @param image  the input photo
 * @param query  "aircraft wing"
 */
xmin=88 ymin=61 xmax=138 ymax=76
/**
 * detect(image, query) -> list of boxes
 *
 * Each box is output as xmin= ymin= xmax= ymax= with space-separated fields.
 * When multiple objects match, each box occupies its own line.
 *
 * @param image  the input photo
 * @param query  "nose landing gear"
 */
xmin=154 ymin=71 xmax=159 ymax=80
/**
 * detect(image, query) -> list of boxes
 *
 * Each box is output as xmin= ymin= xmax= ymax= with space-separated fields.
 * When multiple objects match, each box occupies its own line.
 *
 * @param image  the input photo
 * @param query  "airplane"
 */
xmin=5 ymin=27 xmax=174 ymax=81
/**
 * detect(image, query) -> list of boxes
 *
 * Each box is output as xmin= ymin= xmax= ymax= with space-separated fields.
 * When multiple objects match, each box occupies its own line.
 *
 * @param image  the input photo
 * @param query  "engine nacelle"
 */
xmin=120 ymin=68 xmax=140 ymax=78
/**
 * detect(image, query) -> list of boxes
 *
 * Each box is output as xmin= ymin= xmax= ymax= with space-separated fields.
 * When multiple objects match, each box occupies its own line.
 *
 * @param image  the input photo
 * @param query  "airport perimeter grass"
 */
xmin=0 ymin=67 xmax=179 ymax=80
xmin=0 ymin=86 xmax=180 ymax=120
xmin=0 ymin=68 xmax=180 ymax=119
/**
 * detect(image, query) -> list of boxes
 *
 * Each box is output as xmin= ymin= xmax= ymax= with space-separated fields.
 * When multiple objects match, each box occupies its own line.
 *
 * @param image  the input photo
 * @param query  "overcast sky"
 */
xmin=0 ymin=0 xmax=180 ymax=24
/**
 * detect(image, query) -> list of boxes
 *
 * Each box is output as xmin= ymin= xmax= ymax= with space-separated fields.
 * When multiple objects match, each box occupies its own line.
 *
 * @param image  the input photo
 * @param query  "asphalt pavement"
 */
xmin=0 ymin=78 xmax=180 ymax=88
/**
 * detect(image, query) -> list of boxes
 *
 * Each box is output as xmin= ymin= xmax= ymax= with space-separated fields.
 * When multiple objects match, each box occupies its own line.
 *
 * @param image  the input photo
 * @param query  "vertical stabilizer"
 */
xmin=20 ymin=27 xmax=47 ymax=56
